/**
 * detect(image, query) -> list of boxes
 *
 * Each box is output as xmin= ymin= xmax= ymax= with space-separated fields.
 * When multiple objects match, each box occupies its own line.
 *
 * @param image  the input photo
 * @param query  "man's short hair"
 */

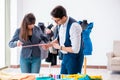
xmin=51 ymin=5 xmax=67 ymax=19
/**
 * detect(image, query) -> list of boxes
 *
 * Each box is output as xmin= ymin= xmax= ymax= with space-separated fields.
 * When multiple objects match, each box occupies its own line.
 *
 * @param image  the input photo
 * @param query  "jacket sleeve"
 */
xmin=8 ymin=28 xmax=20 ymax=48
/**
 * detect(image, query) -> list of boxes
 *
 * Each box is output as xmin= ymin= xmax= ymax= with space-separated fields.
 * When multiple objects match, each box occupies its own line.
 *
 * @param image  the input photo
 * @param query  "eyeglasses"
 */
xmin=52 ymin=18 xmax=61 ymax=23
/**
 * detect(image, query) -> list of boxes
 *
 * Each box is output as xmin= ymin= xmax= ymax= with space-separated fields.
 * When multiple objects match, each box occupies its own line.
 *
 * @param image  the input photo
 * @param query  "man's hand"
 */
xmin=52 ymin=43 xmax=61 ymax=50
xmin=45 ymin=28 xmax=52 ymax=34
xmin=40 ymin=43 xmax=51 ymax=50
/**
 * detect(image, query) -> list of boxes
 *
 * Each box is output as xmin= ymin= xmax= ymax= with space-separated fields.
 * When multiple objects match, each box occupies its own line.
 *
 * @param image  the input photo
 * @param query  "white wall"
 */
xmin=11 ymin=0 xmax=120 ymax=66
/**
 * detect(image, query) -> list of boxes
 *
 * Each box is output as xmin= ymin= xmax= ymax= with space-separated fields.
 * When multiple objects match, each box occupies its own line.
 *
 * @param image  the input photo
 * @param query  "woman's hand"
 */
xmin=17 ymin=40 xmax=23 ymax=47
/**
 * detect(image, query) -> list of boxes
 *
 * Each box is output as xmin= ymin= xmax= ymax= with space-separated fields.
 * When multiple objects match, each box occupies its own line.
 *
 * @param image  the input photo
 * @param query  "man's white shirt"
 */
xmin=59 ymin=17 xmax=82 ymax=54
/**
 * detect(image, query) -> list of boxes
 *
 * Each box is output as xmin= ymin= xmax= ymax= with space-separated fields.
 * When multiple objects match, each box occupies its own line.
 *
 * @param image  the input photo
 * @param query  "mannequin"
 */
xmin=80 ymin=20 xmax=93 ymax=74
xmin=81 ymin=20 xmax=88 ymax=30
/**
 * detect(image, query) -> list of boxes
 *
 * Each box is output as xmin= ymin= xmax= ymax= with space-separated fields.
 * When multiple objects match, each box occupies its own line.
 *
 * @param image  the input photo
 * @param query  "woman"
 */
xmin=9 ymin=13 xmax=49 ymax=73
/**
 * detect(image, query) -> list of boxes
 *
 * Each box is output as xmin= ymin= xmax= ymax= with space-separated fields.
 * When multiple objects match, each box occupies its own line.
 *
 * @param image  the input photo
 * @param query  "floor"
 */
xmin=1 ymin=67 xmax=120 ymax=80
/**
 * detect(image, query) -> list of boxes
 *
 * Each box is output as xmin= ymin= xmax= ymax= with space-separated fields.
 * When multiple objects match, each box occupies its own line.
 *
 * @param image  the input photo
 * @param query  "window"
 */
xmin=0 ymin=0 xmax=5 ymax=68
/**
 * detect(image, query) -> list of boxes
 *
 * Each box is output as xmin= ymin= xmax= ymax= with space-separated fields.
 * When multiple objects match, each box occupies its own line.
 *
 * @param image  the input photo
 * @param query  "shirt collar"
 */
xmin=62 ymin=16 xmax=69 ymax=27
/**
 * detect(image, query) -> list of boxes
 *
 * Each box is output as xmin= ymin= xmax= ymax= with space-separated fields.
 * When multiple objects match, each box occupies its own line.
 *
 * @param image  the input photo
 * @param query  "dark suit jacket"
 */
xmin=9 ymin=26 xmax=49 ymax=58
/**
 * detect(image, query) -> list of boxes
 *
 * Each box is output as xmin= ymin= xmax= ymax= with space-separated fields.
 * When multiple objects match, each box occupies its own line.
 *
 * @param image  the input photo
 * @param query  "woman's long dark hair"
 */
xmin=20 ymin=13 xmax=36 ymax=41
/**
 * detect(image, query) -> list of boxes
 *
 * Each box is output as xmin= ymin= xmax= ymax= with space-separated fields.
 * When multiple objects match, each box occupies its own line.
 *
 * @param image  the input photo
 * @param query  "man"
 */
xmin=44 ymin=5 xmax=84 ymax=74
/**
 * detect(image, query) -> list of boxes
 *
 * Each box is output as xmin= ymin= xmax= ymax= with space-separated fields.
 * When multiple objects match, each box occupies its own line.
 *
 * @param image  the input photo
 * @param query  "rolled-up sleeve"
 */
xmin=70 ymin=22 xmax=82 ymax=53
xmin=9 ymin=29 xmax=20 ymax=48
